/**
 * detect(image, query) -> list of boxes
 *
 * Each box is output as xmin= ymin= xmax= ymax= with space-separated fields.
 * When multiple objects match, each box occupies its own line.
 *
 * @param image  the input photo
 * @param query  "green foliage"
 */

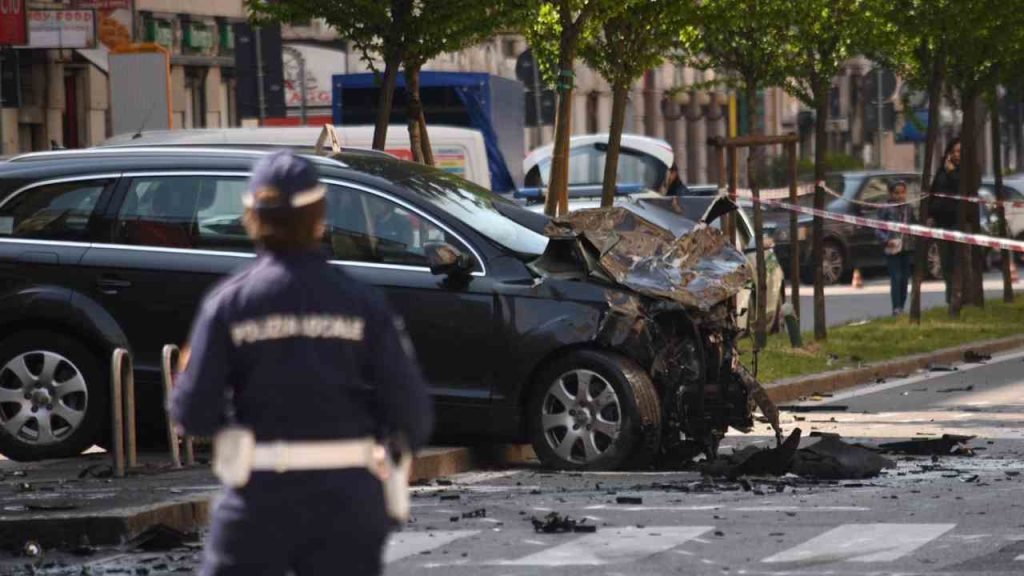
xmin=579 ymin=0 xmax=690 ymax=90
xmin=680 ymin=0 xmax=791 ymax=93
xmin=522 ymin=0 xmax=625 ymax=89
xmin=756 ymin=298 xmax=1024 ymax=382
xmin=247 ymin=0 xmax=531 ymax=74
xmin=765 ymin=153 xmax=864 ymax=187
xmin=779 ymin=0 xmax=876 ymax=106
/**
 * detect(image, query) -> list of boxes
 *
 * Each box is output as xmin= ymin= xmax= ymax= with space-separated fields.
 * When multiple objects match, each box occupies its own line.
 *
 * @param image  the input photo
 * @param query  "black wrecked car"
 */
xmin=0 ymin=147 xmax=774 ymax=469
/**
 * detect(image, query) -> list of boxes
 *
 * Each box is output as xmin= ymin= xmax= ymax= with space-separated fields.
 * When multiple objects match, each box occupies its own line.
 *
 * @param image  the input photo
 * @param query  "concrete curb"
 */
xmin=763 ymin=334 xmax=1024 ymax=404
xmin=0 ymin=497 xmax=211 ymax=549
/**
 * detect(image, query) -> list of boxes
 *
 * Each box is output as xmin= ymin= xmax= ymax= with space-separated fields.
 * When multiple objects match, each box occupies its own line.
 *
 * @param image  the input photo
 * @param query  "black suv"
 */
xmin=0 ymin=147 xmax=760 ymax=469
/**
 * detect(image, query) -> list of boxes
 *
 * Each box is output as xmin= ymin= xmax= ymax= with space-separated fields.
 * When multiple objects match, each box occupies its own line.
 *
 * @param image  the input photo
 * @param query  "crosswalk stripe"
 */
xmin=763 ymin=523 xmax=956 ymax=563
xmin=385 ymin=530 xmax=479 ymax=563
xmin=492 ymin=526 xmax=714 ymax=566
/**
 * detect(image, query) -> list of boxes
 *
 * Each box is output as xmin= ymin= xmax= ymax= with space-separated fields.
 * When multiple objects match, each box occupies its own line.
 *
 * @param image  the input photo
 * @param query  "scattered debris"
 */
xmin=439 ymin=494 xmax=460 ymax=501
xmin=450 ymin=516 xmax=460 ymax=522
xmin=879 ymin=435 xmax=975 ymax=456
xmin=461 ymin=508 xmax=487 ymax=519
xmin=927 ymin=363 xmax=958 ymax=372
xmin=616 ymin=496 xmax=643 ymax=505
xmin=72 ymin=535 xmax=95 ymax=557
xmin=701 ymin=428 xmax=801 ymax=479
xmin=791 ymin=434 xmax=895 ymax=480
xmin=130 ymin=525 xmax=197 ymax=552
xmin=937 ymin=385 xmax=974 ymax=393
xmin=531 ymin=512 xmax=595 ymax=534
xmin=25 ymin=501 xmax=77 ymax=512
xmin=435 ymin=479 xmax=454 ymax=486
xmin=778 ymin=405 xmax=849 ymax=413
xmin=78 ymin=464 xmax=114 ymax=480
xmin=11 ymin=470 xmax=26 ymax=478
xmin=22 ymin=541 xmax=41 ymax=558
xmin=962 ymin=350 xmax=992 ymax=363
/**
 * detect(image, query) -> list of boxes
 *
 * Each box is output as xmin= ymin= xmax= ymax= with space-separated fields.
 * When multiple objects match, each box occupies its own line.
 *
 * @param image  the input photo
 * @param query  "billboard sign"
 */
xmin=22 ymin=10 xmax=96 ymax=49
xmin=0 ymin=0 xmax=28 ymax=46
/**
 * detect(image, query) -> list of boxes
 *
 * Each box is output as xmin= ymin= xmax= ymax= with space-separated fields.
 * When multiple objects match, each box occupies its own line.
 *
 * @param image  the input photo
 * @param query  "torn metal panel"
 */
xmin=542 ymin=206 xmax=751 ymax=311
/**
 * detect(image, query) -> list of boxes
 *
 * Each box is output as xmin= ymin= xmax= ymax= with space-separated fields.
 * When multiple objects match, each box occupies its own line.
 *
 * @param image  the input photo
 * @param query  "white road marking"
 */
xmin=492 ymin=526 xmax=713 ymax=566
xmin=763 ymin=523 xmax=955 ymax=564
xmin=1016 ymin=553 xmax=1024 ymax=561
xmin=384 ymin=530 xmax=479 ymax=563
xmin=582 ymin=504 xmax=869 ymax=513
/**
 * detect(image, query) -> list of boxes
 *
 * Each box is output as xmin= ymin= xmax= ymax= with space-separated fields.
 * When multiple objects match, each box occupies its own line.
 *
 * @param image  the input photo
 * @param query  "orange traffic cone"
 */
xmin=852 ymin=268 xmax=863 ymax=289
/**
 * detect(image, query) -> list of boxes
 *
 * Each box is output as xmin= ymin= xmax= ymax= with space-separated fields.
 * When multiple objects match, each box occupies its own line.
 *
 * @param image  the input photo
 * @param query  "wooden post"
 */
xmin=123 ymin=353 xmax=137 ymax=469
xmin=110 ymin=349 xmax=127 ymax=478
xmin=787 ymin=141 xmax=801 ymax=320
xmin=162 ymin=345 xmax=182 ymax=468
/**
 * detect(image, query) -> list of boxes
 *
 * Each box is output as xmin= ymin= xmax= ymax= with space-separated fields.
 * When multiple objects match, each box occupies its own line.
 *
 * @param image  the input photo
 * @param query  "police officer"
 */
xmin=171 ymin=150 xmax=433 ymax=576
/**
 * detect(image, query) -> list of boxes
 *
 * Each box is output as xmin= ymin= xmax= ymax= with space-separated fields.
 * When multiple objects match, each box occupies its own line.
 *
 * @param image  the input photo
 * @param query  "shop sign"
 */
xmin=0 ymin=0 xmax=28 ymax=46
xmin=22 ymin=10 xmax=96 ymax=49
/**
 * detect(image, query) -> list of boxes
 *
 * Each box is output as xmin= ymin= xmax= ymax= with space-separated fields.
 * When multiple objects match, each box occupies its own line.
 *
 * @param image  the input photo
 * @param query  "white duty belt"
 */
xmin=212 ymin=427 xmax=412 ymax=523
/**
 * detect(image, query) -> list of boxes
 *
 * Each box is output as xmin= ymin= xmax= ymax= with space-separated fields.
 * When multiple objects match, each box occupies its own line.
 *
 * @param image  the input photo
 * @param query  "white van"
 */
xmin=101 ymin=125 xmax=492 ymax=190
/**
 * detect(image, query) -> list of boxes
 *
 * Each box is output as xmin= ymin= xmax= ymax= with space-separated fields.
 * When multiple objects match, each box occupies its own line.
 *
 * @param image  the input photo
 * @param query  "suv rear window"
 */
xmin=0 ymin=179 xmax=108 ymax=241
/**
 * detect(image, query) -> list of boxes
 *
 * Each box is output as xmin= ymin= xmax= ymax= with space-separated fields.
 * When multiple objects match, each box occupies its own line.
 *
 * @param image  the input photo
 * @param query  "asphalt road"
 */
xmin=25 ymin=346 xmax=1024 ymax=575
xmin=793 ymin=271 xmax=1020 ymax=331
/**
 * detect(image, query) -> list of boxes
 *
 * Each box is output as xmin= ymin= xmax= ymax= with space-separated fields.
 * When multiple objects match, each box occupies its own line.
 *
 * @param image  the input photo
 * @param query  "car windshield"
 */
xmin=398 ymin=171 xmax=550 ymax=256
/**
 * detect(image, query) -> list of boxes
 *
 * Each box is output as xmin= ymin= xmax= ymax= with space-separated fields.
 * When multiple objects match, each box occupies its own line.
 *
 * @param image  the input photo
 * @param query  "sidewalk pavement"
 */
xmin=0 ymin=445 xmax=507 ymax=551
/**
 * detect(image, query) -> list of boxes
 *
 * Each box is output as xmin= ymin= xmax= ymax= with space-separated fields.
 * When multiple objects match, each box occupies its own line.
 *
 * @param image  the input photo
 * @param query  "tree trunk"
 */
xmin=991 ymin=95 xmax=1013 ymax=303
xmin=372 ymin=55 xmax=401 ymax=151
xmin=813 ymin=84 xmax=829 ymax=341
xmin=419 ymin=111 xmax=434 ymax=166
xmin=544 ymin=31 xmax=578 ymax=217
xmin=963 ymin=95 xmax=985 ymax=308
xmin=406 ymin=64 xmax=425 ymax=163
xmin=600 ymin=83 xmax=629 ymax=208
xmin=747 ymin=84 xmax=768 ymax=349
xmin=910 ymin=54 xmax=943 ymax=323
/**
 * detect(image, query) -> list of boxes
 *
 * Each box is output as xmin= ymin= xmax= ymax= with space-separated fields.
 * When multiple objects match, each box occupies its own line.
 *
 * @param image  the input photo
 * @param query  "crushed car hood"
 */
xmin=534 ymin=195 xmax=751 ymax=311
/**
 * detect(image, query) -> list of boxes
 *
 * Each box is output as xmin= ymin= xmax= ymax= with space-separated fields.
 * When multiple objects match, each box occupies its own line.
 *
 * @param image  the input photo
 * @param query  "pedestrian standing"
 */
xmin=877 ymin=180 xmax=915 ymax=316
xmin=928 ymin=137 xmax=961 ymax=303
xmin=171 ymin=150 xmax=433 ymax=576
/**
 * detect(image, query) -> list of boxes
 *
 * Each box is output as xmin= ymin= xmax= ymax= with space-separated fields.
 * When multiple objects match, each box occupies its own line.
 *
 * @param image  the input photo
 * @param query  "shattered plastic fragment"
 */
xmin=879 ymin=435 xmax=975 ymax=456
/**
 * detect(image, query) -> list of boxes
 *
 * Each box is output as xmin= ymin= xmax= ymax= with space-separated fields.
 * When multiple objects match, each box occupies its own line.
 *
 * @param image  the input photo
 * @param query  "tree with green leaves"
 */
xmin=247 ymin=0 xmax=528 ymax=161
xmin=778 ymin=0 xmax=877 ymax=341
xmin=940 ymin=0 xmax=1024 ymax=315
xmin=681 ymin=0 xmax=792 ymax=348
xmin=579 ymin=1 xmax=689 ymax=210
xmin=400 ymin=1 xmax=531 ymax=165
xmin=866 ymin=0 xmax=953 ymax=322
xmin=525 ymin=0 xmax=624 ymax=216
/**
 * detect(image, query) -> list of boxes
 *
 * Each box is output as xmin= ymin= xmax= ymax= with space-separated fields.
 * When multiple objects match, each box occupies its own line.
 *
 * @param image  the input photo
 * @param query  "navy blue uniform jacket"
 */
xmin=170 ymin=251 xmax=433 ymax=450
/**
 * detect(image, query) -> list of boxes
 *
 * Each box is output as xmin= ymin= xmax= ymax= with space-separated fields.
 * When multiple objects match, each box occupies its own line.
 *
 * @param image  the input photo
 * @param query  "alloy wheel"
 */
xmin=822 ymin=243 xmax=844 ymax=285
xmin=540 ymin=369 xmax=622 ymax=464
xmin=0 ymin=351 xmax=88 ymax=446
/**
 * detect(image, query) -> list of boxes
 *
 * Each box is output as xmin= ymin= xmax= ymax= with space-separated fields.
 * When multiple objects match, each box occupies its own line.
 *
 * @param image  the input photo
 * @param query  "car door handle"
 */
xmin=96 ymin=276 xmax=132 ymax=294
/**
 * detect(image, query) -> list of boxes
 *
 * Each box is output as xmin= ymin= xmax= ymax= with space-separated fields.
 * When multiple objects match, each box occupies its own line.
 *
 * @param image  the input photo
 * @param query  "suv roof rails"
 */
xmin=7 ymin=146 xmax=349 ymax=168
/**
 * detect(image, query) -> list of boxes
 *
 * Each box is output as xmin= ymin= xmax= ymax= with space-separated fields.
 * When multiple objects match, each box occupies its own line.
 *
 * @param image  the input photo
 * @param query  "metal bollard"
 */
xmin=161 ymin=345 xmax=194 ymax=467
xmin=782 ymin=303 xmax=803 ymax=348
xmin=110 ymin=348 xmax=137 ymax=477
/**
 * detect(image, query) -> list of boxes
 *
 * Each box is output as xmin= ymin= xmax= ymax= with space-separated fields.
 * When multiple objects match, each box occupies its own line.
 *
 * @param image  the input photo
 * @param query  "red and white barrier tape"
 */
xmin=758 ymin=197 xmax=1024 ymax=254
xmin=733 ymin=182 xmax=1024 ymax=210
xmin=929 ymin=191 xmax=1024 ymax=209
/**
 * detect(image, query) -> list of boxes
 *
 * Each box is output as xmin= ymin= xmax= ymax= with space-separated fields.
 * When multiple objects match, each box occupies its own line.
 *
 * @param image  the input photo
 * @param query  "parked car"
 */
xmin=525 ymin=193 xmax=786 ymax=332
xmin=522 ymin=134 xmax=675 ymax=197
xmin=769 ymin=171 xmax=923 ymax=284
xmin=0 ymin=147 xmax=768 ymax=469
xmin=980 ymin=177 xmax=1024 ymax=266
xmin=102 ymin=125 xmax=493 ymax=191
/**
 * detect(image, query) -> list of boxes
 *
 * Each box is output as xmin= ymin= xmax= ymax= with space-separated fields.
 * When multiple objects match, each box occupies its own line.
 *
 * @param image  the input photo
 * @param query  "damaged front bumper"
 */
xmin=532 ymin=196 xmax=780 ymax=460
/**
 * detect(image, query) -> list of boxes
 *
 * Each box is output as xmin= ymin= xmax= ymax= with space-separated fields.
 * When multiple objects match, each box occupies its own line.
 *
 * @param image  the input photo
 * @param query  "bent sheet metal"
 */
xmin=540 ymin=195 xmax=751 ymax=311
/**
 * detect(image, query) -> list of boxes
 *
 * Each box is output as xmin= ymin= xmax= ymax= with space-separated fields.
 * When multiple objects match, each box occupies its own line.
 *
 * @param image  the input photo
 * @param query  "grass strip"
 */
xmin=750 ymin=298 xmax=1024 ymax=383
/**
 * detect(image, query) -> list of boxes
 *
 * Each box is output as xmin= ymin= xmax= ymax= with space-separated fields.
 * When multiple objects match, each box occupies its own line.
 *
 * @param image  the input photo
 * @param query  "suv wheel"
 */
xmin=821 ymin=240 xmax=845 ymax=285
xmin=528 ymin=351 xmax=661 ymax=470
xmin=0 ymin=332 xmax=107 ymax=461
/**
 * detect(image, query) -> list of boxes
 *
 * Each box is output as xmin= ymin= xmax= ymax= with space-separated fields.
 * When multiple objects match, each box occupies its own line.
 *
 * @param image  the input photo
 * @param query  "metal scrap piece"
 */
xmin=543 ymin=206 xmax=751 ymax=310
xmin=735 ymin=364 xmax=782 ymax=442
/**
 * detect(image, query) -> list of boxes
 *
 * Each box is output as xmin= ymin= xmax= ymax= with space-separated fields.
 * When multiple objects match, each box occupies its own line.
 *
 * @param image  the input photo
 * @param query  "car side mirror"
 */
xmin=424 ymin=242 xmax=473 ymax=276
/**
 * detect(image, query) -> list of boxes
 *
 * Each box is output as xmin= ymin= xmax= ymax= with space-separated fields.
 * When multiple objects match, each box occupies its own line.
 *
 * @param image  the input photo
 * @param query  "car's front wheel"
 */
xmin=528 ymin=351 xmax=661 ymax=470
xmin=0 ymin=331 xmax=107 ymax=461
